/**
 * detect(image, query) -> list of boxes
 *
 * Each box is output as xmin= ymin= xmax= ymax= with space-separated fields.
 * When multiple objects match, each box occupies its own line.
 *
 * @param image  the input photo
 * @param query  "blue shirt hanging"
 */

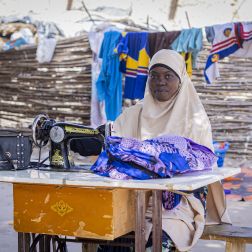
xmin=96 ymin=30 xmax=122 ymax=121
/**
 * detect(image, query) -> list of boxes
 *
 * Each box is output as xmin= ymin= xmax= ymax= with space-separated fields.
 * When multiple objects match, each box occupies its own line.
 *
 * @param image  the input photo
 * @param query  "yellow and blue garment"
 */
xmin=96 ymin=31 xmax=122 ymax=121
xmin=115 ymin=32 xmax=150 ymax=99
xmin=180 ymin=52 xmax=193 ymax=77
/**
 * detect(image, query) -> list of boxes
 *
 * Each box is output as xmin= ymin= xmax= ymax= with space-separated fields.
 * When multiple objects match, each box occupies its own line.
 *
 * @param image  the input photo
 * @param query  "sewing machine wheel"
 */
xmin=32 ymin=114 xmax=50 ymax=148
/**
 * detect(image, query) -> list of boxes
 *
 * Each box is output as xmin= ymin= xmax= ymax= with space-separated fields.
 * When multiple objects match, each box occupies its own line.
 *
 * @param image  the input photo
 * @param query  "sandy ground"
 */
xmin=0 ymin=181 xmax=252 ymax=252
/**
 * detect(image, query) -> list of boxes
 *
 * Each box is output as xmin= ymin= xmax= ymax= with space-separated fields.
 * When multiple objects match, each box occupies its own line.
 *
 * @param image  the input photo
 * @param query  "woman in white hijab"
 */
xmin=113 ymin=49 xmax=231 ymax=251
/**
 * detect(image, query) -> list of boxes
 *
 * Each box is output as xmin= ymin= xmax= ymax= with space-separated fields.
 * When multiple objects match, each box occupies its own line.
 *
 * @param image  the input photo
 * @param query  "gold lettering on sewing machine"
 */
xmin=65 ymin=126 xmax=99 ymax=135
xmin=51 ymin=150 xmax=64 ymax=165
xmin=51 ymin=200 xmax=73 ymax=217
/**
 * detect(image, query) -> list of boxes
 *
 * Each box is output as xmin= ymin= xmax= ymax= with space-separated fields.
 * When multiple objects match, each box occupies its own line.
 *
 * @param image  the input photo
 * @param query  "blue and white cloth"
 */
xmin=204 ymin=22 xmax=252 ymax=84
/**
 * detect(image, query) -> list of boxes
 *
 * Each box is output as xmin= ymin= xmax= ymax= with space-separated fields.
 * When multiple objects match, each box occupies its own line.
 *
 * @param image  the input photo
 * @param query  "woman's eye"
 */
xmin=150 ymin=74 xmax=157 ymax=79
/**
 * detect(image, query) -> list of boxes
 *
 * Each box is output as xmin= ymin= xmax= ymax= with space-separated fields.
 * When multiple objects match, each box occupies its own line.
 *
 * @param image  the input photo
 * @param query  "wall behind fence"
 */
xmin=0 ymin=34 xmax=92 ymax=128
xmin=0 ymin=37 xmax=252 ymax=159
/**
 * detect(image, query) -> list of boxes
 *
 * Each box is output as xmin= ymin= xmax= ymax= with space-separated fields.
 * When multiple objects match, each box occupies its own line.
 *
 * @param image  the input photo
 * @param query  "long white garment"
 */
xmin=113 ymin=49 xmax=231 ymax=251
xmin=88 ymin=27 xmax=107 ymax=128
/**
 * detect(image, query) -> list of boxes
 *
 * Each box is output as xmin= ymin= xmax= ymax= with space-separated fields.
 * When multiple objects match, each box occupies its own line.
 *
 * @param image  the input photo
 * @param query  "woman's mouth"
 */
xmin=155 ymin=88 xmax=169 ymax=93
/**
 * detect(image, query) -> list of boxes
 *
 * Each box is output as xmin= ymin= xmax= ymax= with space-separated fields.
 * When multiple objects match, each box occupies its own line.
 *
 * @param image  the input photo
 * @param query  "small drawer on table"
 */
xmin=13 ymin=184 xmax=135 ymax=240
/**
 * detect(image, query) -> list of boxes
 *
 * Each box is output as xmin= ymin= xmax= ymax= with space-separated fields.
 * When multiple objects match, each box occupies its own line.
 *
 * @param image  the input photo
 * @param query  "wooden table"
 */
xmin=0 ymin=167 xmax=240 ymax=252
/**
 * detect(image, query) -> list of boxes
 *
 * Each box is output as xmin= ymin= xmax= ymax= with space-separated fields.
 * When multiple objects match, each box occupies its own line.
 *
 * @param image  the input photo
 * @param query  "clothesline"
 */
xmin=89 ymin=21 xmax=252 ymax=126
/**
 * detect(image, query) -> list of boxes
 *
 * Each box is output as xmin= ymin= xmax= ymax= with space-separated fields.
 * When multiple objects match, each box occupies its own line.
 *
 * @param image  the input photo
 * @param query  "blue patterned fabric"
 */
xmin=91 ymin=135 xmax=216 ymax=211
xmin=91 ymin=135 xmax=217 ymax=180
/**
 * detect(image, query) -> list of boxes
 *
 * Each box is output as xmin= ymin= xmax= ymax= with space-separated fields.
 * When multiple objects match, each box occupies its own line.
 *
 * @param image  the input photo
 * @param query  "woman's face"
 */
xmin=148 ymin=66 xmax=180 ymax=102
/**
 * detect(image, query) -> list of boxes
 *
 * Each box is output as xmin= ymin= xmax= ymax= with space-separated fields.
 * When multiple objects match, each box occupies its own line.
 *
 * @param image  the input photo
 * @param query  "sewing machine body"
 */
xmin=32 ymin=114 xmax=107 ymax=170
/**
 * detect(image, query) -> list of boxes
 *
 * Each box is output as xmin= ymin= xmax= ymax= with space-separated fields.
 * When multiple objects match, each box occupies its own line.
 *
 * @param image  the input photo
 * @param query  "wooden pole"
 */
xmin=169 ymin=0 xmax=179 ymax=20
xmin=135 ymin=190 xmax=146 ymax=252
xmin=185 ymin=11 xmax=191 ymax=28
xmin=81 ymin=1 xmax=95 ymax=24
xmin=152 ymin=190 xmax=162 ymax=252
xmin=66 ymin=0 xmax=73 ymax=10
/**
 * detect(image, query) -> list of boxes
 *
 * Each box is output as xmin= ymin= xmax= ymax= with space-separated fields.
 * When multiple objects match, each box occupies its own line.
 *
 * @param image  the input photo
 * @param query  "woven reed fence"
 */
xmin=193 ymin=44 xmax=252 ymax=159
xmin=0 ymin=34 xmax=92 ymax=128
xmin=0 ymin=35 xmax=252 ymax=159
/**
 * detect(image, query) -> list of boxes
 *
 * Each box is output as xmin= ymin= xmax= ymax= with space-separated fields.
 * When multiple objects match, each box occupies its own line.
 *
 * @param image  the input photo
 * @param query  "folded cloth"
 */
xmin=91 ymin=135 xmax=217 ymax=180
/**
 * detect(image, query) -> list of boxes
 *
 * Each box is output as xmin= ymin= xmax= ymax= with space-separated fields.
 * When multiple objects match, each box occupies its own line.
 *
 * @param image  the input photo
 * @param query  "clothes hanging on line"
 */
xmin=233 ymin=22 xmax=252 ymax=57
xmin=204 ymin=22 xmax=241 ymax=84
xmin=148 ymin=31 xmax=181 ymax=58
xmin=171 ymin=28 xmax=203 ymax=68
xmin=204 ymin=22 xmax=252 ymax=84
xmin=94 ymin=29 xmax=203 ymax=110
xmin=115 ymin=32 xmax=150 ymax=99
xmin=148 ymin=31 xmax=194 ymax=77
xmin=88 ymin=26 xmax=107 ymax=127
xmin=180 ymin=52 xmax=193 ymax=77
xmin=96 ymin=30 xmax=122 ymax=121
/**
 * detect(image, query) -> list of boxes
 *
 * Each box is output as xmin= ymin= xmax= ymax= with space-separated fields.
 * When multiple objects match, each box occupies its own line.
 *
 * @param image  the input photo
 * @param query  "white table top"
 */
xmin=0 ymin=167 xmax=240 ymax=191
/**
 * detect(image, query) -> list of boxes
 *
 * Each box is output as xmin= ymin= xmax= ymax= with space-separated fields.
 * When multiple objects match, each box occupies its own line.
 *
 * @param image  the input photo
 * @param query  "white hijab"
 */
xmin=113 ymin=49 xmax=231 ymax=251
xmin=113 ymin=49 xmax=213 ymax=150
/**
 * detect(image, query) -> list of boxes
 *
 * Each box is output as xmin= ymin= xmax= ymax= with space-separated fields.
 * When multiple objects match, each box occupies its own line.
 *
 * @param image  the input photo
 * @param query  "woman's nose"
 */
xmin=158 ymin=76 xmax=166 ymax=85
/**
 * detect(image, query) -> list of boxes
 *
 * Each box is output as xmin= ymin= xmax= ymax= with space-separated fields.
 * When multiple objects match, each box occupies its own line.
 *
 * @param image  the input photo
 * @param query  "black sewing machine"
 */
xmin=32 ymin=114 xmax=110 ymax=170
